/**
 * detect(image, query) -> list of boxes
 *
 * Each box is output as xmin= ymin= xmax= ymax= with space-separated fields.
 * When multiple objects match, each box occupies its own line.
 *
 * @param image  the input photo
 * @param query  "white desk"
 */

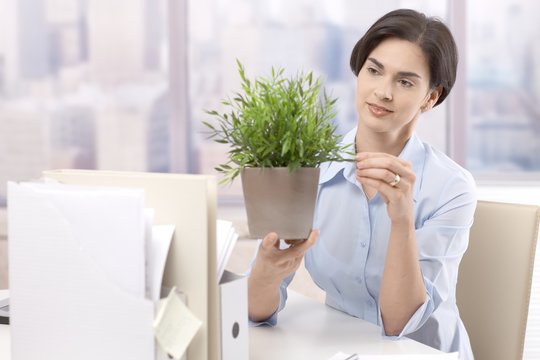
xmin=0 ymin=291 xmax=448 ymax=359
xmin=249 ymin=291 xmax=447 ymax=359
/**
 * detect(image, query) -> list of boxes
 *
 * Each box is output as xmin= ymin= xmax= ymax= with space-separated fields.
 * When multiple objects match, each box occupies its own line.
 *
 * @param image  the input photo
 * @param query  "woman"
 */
xmin=248 ymin=9 xmax=476 ymax=359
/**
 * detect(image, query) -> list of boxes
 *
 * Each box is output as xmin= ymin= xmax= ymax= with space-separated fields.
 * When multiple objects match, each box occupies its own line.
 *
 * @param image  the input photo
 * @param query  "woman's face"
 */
xmin=355 ymin=37 xmax=439 ymax=138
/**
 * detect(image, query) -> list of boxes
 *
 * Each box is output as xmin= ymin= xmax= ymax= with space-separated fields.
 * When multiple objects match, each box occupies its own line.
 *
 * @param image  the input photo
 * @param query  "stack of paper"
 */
xmin=216 ymin=220 xmax=239 ymax=281
xmin=146 ymin=221 xmax=175 ymax=301
xmin=36 ymin=170 xmax=219 ymax=360
xmin=7 ymin=181 xmax=186 ymax=360
xmin=8 ymin=181 xmax=154 ymax=359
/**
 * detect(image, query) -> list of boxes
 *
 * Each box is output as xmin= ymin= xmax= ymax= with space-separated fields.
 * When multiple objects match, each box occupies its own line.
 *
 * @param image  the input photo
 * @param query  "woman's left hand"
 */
xmin=355 ymin=152 xmax=415 ymax=224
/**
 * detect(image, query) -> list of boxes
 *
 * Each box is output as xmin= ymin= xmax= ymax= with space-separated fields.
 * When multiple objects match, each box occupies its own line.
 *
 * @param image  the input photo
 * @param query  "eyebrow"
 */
xmin=367 ymin=57 xmax=422 ymax=79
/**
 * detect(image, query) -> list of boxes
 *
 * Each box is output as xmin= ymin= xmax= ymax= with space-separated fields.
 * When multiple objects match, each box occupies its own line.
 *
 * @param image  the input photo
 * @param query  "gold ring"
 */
xmin=389 ymin=173 xmax=401 ymax=187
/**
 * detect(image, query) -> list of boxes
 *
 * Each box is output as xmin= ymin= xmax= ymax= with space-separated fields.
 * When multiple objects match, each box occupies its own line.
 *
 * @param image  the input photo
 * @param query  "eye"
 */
xmin=399 ymin=79 xmax=414 ymax=88
xmin=366 ymin=67 xmax=380 ymax=75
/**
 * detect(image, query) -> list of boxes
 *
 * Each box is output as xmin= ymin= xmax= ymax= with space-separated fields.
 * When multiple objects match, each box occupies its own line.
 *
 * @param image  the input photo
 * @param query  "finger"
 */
xmin=356 ymin=151 xmax=393 ymax=161
xmin=356 ymin=151 xmax=410 ymax=163
xmin=357 ymin=175 xmax=411 ymax=195
xmin=357 ymin=156 xmax=411 ymax=173
xmin=358 ymin=163 xmax=415 ymax=188
xmin=356 ymin=175 xmax=385 ymax=190
xmin=356 ymin=168 xmax=399 ymax=184
xmin=356 ymin=152 xmax=407 ymax=165
xmin=261 ymin=232 xmax=280 ymax=250
xmin=357 ymin=152 xmax=411 ymax=169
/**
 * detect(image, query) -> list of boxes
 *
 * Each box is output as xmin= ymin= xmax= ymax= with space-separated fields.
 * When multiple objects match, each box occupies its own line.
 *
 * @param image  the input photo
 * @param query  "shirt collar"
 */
xmin=318 ymin=127 xmax=426 ymax=202
xmin=318 ymin=127 xmax=356 ymax=184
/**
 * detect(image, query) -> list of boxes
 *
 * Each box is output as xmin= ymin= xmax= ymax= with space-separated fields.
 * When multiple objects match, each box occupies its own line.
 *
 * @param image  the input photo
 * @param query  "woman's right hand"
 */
xmin=248 ymin=229 xmax=319 ymax=321
xmin=253 ymin=230 xmax=319 ymax=284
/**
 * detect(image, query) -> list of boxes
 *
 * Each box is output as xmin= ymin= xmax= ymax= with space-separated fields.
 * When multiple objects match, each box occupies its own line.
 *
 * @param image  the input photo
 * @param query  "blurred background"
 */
xmin=0 ymin=0 xmax=539 ymax=209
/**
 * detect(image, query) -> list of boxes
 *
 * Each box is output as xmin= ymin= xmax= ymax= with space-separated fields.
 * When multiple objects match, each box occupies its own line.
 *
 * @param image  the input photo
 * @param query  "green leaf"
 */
xmin=202 ymin=60 xmax=346 ymax=185
xmin=202 ymin=121 xmax=216 ymax=130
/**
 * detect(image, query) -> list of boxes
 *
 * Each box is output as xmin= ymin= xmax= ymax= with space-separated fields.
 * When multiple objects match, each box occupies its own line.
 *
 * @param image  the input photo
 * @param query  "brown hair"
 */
xmin=349 ymin=9 xmax=458 ymax=106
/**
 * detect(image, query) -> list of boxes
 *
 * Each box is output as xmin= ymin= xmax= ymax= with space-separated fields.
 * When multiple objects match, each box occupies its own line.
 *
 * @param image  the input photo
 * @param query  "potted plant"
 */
xmin=203 ymin=60 xmax=351 ymax=239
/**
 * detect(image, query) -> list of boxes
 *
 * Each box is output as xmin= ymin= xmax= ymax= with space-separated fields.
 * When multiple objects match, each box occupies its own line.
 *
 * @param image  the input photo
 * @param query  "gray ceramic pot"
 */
xmin=241 ymin=167 xmax=320 ymax=239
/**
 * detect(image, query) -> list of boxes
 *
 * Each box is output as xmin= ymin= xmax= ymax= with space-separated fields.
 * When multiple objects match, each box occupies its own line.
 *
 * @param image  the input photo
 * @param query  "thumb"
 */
xmin=261 ymin=232 xmax=280 ymax=249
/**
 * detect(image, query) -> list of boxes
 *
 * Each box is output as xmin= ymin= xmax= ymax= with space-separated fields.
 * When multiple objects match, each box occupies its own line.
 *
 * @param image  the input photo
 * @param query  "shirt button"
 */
xmin=355 ymin=276 xmax=363 ymax=284
xmin=361 ymin=242 xmax=367 ymax=247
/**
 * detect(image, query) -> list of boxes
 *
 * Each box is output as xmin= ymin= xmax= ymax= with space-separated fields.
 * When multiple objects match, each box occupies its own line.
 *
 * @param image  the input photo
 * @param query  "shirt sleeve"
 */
xmin=379 ymin=174 xmax=477 ymax=338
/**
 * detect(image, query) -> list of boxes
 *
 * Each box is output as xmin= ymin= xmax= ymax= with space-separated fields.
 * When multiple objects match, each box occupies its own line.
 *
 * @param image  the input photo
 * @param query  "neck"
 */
xmin=355 ymin=125 xmax=412 ymax=156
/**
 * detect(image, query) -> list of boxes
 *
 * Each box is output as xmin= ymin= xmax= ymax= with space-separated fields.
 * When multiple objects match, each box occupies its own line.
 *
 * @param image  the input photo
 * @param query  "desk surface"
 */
xmin=0 ymin=292 xmax=447 ymax=360
xmin=249 ymin=291 xmax=445 ymax=359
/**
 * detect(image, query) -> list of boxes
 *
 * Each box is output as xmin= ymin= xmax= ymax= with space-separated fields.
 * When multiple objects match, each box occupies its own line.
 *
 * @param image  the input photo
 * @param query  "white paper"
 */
xmin=144 ymin=209 xmax=155 ymax=299
xmin=217 ymin=220 xmax=239 ymax=280
xmin=8 ymin=181 xmax=154 ymax=359
xmin=217 ymin=220 xmax=233 ymax=261
xmin=220 ymin=231 xmax=238 ymax=279
xmin=148 ymin=225 xmax=175 ymax=301
xmin=12 ymin=182 xmax=147 ymax=297
xmin=153 ymin=287 xmax=202 ymax=359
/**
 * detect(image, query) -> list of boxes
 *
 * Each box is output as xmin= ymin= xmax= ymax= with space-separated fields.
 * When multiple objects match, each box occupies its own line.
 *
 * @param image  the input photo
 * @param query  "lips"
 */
xmin=367 ymin=102 xmax=393 ymax=117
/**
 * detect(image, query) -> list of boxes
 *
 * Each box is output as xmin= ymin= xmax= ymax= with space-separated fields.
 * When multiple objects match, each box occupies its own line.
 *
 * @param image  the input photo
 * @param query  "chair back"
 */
xmin=457 ymin=200 xmax=540 ymax=360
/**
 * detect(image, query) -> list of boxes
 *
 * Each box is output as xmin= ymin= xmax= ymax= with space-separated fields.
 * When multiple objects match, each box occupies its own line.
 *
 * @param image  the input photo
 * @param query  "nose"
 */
xmin=374 ymin=80 xmax=393 ymax=101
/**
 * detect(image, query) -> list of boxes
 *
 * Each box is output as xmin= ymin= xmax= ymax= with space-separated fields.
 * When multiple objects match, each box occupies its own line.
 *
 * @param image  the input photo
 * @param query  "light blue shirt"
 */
xmin=255 ymin=128 xmax=476 ymax=359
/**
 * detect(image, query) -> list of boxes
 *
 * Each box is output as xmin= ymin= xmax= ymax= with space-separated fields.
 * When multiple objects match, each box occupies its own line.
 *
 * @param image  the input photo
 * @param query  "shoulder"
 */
xmin=417 ymin=142 xmax=477 ymax=217
xmin=422 ymin=142 xmax=475 ymax=191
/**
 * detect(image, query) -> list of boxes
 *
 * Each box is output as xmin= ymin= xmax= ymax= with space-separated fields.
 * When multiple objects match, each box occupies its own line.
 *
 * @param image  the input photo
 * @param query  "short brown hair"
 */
xmin=349 ymin=9 xmax=458 ymax=106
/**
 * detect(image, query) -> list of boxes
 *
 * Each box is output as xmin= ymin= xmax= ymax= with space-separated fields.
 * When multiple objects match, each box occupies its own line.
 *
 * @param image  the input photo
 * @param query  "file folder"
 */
xmin=42 ymin=170 xmax=220 ymax=360
xmin=220 ymin=270 xmax=249 ymax=360
xmin=41 ymin=170 xmax=249 ymax=360
xmin=8 ymin=182 xmax=155 ymax=360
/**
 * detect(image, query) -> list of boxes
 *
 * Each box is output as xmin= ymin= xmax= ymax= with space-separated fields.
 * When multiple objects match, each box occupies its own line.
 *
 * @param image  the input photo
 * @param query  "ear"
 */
xmin=421 ymin=86 xmax=443 ymax=113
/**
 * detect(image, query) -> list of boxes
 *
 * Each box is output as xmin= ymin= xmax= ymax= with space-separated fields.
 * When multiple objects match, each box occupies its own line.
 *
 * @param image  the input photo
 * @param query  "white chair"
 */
xmin=457 ymin=200 xmax=540 ymax=360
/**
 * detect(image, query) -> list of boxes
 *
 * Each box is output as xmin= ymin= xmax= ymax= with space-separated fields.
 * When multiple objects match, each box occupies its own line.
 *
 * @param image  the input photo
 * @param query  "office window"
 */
xmin=0 ymin=0 xmax=170 ymax=207
xmin=7 ymin=0 xmax=540 ymax=209
xmin=465 ymin=0 xmax=540 ymax=178
xmin=0 ymin=1 xmax=451 ymax=208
